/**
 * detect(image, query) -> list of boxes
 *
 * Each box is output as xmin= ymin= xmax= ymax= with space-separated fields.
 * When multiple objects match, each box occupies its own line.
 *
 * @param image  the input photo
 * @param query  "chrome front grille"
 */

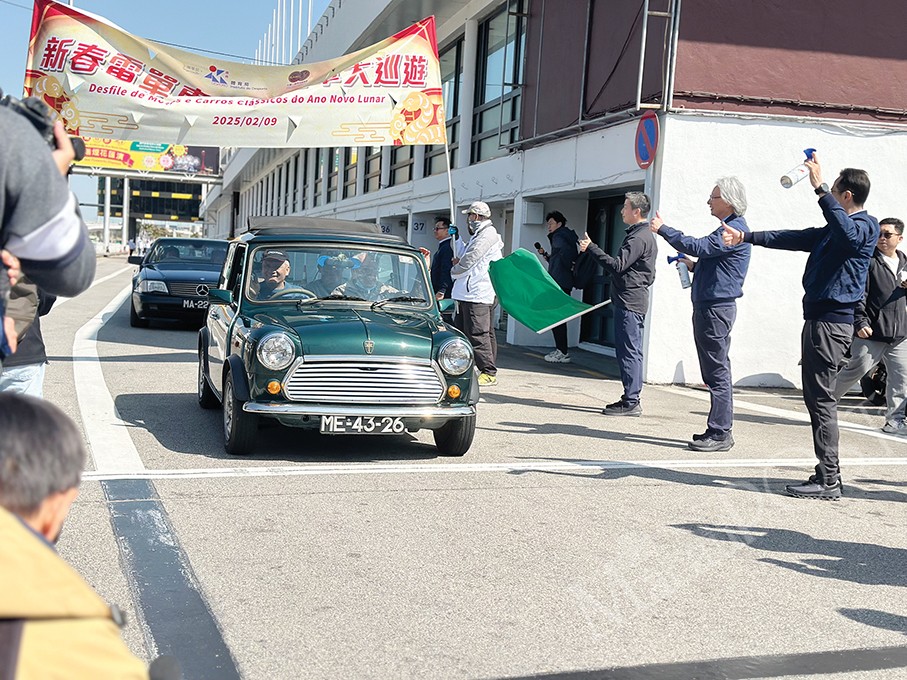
xmin=167 ymin=282 xmax=208 ymax=297
xmin=284 ymin=359 xmax=444 ymax=404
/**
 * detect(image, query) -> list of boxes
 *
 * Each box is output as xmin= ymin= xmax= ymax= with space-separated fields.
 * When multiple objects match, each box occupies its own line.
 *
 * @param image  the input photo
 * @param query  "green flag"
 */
xmin=488 ymin=248 xmax=609 ymax=334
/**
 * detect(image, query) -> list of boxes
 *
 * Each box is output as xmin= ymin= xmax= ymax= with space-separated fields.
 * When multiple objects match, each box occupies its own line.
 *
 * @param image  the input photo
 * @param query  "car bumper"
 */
xmin=133 ymin=292 xmax=209 ymax=320
xmin=243 ymin=403 xmax=475 ymax=418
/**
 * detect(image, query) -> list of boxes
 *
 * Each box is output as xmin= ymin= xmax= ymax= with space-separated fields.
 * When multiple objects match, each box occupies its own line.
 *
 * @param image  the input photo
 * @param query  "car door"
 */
xmin=208 ymin=244 xmax=246 ymax=392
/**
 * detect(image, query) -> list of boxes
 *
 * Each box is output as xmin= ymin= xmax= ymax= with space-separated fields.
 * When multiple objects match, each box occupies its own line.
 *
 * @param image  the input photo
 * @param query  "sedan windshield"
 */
xmin=246 ymin=246 xmax=430 ymax=307
xmin=147 ymin=240 xmax=228 ymax=266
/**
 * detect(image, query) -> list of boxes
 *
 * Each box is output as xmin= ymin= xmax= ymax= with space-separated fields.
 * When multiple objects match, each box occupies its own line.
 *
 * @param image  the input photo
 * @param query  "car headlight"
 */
xmin=438 ymin=338 xmax=473 ymax=375
xmin=257 ymin=333 xmax=295 ymax=371
xmin=137 ymin=280 xmax=168 ymax=294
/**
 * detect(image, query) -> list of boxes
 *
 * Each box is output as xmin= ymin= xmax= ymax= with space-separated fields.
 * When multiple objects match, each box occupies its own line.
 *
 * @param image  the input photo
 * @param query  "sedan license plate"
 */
xmin=321 ymin=415 xmax=405 ymax=435
xmin=182 ymin=299 xmax=209 ymax=309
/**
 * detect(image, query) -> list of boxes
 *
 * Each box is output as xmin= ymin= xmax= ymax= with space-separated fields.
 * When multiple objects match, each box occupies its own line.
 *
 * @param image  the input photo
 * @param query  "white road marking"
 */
xmin=73 ymin=284 xmax=146 ymax=474
xmin=81 ymin=456 xmax=907 ymax=482
xmin=53 ymin=265 xmax=132 ymax=307
xmin=656 ymin=385 xmax=907 ymax=443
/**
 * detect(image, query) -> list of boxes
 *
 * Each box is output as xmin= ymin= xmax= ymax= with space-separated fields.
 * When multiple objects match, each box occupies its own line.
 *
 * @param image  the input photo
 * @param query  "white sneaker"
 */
xmin=543 ymin=349 xmax=559 ymax=360
xmin=881 ymin=421 xmax=907 ymax=436
xmin=544 ymin=350 xmax=571 ymax=363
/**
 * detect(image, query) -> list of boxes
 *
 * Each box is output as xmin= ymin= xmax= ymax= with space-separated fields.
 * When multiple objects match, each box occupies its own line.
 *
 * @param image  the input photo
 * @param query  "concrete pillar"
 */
xmin=121 ymin=176 xmax=130 ymax=246
xmin=458 ymin=19 xmax=479 ymax=171
xmin=102 ymin=176 xmax=111 ymax=256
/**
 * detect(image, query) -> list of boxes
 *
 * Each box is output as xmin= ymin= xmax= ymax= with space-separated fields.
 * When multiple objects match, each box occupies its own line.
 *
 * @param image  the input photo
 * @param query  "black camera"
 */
xmin=0 ymin=89 xmax=85 ymax=161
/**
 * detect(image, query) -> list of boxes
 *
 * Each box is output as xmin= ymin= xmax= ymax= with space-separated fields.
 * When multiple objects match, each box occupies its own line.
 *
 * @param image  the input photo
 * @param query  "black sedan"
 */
xmin=129 ymin=238 xmax=228 ymax=327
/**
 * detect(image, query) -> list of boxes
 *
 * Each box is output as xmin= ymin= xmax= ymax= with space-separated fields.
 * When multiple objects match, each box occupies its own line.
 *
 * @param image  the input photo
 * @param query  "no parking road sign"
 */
xmin=635 ymin=111 xmax=660 ymax=170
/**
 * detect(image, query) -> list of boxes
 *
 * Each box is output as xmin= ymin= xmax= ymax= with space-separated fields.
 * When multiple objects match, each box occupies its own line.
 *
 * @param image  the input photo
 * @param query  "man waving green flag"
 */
xmin=488 ymin=249 xmax=609 ymax=334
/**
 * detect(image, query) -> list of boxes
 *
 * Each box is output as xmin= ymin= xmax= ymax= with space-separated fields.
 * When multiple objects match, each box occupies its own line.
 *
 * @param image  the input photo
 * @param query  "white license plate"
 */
xmin=182 ymin=299 xmax=209 ymax=309
xmin=320 ymin=415 xmax=405 ymax=434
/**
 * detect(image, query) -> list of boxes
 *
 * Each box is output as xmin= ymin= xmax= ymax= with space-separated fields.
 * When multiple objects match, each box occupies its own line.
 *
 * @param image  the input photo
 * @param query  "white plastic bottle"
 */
xmin=677 ymin=260 xmax=692 ymax=289
xmin=780 ymin=147 xmax=817 ymax=188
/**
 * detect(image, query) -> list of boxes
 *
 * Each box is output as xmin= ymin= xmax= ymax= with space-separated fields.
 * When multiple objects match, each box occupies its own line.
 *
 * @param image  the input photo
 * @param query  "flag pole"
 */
xmin=443 ymin=136 xmax=455 ymax=222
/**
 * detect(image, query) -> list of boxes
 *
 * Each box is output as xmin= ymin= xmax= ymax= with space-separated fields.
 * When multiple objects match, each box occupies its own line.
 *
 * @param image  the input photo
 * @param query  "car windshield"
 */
xmin=245 ymin=245 xmax=430 ymax=307
xmin=147 ymin=240 xmax=228 ymax=265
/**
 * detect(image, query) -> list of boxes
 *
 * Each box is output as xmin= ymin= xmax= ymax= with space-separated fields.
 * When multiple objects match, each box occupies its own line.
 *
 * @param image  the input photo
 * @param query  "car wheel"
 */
xmin=197 ymin=349 xmax=219 ymax=409
xmin=432 ymin=414 xmax=476 ymax=457
xmin=129 ymin=300 xmax=149 ymax=328
xmin=223 ymin=372 xmax=257 ymax=455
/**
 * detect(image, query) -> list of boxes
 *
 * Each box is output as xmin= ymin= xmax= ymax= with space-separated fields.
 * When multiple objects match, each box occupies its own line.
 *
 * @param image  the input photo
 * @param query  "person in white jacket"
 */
xmin=451 ymin=201 xmax=504 ymax=386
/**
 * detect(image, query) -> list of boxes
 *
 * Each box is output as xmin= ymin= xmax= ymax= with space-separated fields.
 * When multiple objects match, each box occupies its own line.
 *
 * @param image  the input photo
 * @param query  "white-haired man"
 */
xmin=651 ymin=177 xmax=752 ymax=452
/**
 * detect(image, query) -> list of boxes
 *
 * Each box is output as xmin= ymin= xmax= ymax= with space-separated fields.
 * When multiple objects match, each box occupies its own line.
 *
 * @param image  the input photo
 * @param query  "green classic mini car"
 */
xmin=197 ymin=217 xmax=478 ymax=456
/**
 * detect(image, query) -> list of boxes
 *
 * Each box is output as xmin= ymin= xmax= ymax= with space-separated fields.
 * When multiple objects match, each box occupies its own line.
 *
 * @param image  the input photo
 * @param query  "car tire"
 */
xmin=432 ymin=414 xmax=476 ymax=457
xmin=129 ymin=300 xmax=149 ymax=328
xmin=197 ymin=349 xmax=219 ymax=409
xmin=223 ymin=372 xmax=257 ymax=455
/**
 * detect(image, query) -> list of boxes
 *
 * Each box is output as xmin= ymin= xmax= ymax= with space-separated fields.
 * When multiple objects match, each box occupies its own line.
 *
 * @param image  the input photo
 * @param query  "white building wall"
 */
xmin=646 ymin=113 xmax=907 ymax=388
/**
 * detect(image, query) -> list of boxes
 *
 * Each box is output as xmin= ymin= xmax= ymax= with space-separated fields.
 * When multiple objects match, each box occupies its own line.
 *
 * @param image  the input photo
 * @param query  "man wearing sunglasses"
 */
xmin=833 ymin=217 xmax=907 ymax=435
xmin=723 ymin=154 xmax=879 ymax=500
xmin=430 ymin=216 xmax=455 ymax=302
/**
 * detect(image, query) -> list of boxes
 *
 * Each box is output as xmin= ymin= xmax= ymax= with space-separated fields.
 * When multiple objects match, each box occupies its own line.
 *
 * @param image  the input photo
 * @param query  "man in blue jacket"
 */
xmin=651 ymin=177 xmax=752 ymax=452
xmin=723 ymin=155 xmax=878 ymax=500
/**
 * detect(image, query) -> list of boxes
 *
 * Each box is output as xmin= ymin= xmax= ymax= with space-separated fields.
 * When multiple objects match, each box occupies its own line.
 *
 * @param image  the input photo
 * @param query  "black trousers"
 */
xmin=551 ymin=285 xmax=572 ymax=354
xmin=455 ymin=300 xmax=498 ymax=376
xmin=801 ymin=320 xmax=852 ymax=483
xmin=693 ymin=303 xmax=737 ymax=436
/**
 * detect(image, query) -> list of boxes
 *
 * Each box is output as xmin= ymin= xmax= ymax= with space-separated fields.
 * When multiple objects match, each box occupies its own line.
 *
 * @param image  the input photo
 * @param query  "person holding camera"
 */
xmin=0 ymin=102 xmax=96 ymax=370
xmin=723 ymin=155 xmax=879 ymax=500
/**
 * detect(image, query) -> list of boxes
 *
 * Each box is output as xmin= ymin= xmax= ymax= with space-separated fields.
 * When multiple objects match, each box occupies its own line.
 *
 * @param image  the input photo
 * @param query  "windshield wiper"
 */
xmin=296 ymin=293 xmax=367 ymax=309
xmin=371 ymin=296 xmax=426 ymax=310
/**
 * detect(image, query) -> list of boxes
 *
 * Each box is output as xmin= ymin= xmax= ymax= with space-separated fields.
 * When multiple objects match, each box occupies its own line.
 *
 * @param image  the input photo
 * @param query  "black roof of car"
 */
xmin=239 ymin=216 xmax=409 ymax=246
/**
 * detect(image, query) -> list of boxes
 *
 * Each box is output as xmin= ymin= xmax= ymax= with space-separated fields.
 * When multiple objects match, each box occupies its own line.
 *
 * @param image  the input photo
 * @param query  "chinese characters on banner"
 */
xmin=24 ymin=0 xmax=447 ymax=158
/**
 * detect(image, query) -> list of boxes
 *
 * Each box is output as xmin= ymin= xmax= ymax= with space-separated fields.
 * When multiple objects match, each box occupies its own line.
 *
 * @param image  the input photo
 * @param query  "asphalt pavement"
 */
xmin=33 ymin=256 xmax=907 ymax=679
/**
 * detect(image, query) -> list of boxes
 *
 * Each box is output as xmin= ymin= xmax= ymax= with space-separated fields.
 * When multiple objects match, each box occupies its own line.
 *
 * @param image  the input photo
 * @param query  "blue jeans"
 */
xmin=0 ymin=362 xmax=46 ymax=398
xmin=613 ymin=304 xmax=645 ymax=406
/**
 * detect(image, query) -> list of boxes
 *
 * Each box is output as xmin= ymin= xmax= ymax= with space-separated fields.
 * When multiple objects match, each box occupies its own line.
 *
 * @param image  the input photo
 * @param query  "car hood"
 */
xmin=254 ymin=308 xmax=438 ymax=359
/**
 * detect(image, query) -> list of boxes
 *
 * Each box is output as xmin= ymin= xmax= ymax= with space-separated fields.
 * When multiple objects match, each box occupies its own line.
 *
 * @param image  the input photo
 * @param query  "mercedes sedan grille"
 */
xmin=284 ymin=360 xmax=444 ymax=404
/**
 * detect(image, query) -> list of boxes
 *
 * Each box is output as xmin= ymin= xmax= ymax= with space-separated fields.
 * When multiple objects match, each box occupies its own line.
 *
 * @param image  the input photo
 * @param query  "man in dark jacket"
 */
xmin=833 ymin=217 xmax=907 ymax=434
xmin=651 ymin=177 xmax=752 ymax=452
xmin=540 ymin=210 xmax=579 ymax=363
xmin=723 ymin=156 xmax=879 ymax=499
xmin=430 ymin=216 xmax=455 ymax=301
xmin=579 ymin=192 xmax=657 ymax=416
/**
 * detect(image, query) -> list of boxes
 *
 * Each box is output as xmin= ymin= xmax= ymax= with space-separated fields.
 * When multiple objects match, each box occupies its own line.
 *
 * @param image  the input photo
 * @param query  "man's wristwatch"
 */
xmin=815 ymin=183 xmax=829 ymax=196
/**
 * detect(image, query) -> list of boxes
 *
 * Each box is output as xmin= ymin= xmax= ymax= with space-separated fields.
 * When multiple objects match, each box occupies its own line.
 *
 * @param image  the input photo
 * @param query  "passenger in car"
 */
xmin=308 ymin=256 xmax=347 ymax=297
xmin=335 ymin=255 xmax=398 ymax=300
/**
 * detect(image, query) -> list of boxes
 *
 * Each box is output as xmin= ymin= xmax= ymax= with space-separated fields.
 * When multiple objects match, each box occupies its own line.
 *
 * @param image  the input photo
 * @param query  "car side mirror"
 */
xmin=128 ymin=255 xmax=144 ymax=265
xmin=208 ymin=289 xmax=233 ymax=305
xmin=438 ymin=299 xmax=455 ymax=313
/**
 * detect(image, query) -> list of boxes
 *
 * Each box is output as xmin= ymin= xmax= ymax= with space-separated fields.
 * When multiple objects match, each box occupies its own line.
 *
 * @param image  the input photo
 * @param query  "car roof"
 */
xmin=239 ymin=216 xmax=410 ymax=247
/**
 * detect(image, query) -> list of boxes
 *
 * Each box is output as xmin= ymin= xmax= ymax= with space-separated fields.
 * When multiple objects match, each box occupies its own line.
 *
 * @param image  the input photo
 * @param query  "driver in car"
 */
xmin=255 ymin=250 xmax=300 ymax=300
xmin=335 ymin=255 xmax=399 ymax=301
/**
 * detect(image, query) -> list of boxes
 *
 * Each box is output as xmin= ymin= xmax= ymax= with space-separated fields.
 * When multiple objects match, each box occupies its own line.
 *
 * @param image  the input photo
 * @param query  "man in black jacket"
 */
xmin=430 ymin=216 xmax=455 ymax=301
xmin=579 ymin=192 xmax=657 ymax=416
xmin=540 ymin=210 xmax=579 ymax=363
xmin=833 ymin=217 xmax=907 ymax=435
xmin=723 ymin=156 xmax=878 ymax=499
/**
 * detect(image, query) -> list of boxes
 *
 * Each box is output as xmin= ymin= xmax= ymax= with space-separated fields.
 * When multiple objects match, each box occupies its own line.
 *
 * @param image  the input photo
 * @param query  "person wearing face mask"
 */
xmin=337 ymin=255 xmax=399 ymax=301
xmin=451 ymin=201 xmax=504 ymax=387
xmin=832 ymin=217 xmax=907 ymax=435
xmin=0 ymin=393 xmax=149 ymax=679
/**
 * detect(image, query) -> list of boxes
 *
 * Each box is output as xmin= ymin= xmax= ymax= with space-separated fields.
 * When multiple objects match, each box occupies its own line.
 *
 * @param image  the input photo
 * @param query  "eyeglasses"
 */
xmin=707 ymin=194 xmax=722 ymax=201
xmin=879 ymin=232 xmax=901 ymax=239
xmin=433 ymin=226 xmax=448 ymax=231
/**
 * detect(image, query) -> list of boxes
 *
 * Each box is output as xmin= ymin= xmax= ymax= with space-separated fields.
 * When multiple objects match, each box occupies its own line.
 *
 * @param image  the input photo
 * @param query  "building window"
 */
xmin=364 ymin=146 xmax=381 ymax=193
xmin=425 ymin=37 xmax=463 ymax=176
xmin=343 ymin=148 xmax=358 ymax=199
xmin=472 ymin=0 xmax=526 ymax=163
xmin=300 ymin=149 xmax=309 ymax=211
xmin=313 ymin=148 xmax=324 ymax=207
xmin=327 ymin=148 xmax=341 ymax=203
xmin=389 ymin=145 xmax=412 ymax=186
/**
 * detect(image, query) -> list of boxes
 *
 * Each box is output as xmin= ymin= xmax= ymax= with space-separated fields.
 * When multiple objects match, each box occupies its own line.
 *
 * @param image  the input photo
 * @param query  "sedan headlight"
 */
xmin=438 ymin=338 xmax=473 ymax=375
xmin=137 ymin=280 xmax=167 ymax=294
xmin=257 ymin=333 xmax=295 ymax=371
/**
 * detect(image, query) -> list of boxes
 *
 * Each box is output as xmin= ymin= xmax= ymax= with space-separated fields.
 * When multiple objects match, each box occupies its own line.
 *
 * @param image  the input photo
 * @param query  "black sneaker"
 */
xmin=785 ymin=476 xmax=842 ymax=500
xmin=602 ymin=402 xmax=642 ymax=416
xmin=688 ymin=433 xmax=734 ymax=452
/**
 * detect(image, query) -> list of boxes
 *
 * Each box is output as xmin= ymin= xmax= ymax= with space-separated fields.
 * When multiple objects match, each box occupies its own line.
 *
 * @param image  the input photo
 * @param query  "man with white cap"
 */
xmin=451 ymin=201 xmax=504 ymax=387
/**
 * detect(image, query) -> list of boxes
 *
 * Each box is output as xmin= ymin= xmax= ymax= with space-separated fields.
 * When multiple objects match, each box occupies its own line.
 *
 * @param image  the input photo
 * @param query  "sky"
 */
xmin=0 ymin=0 xmax=329 ymax=222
